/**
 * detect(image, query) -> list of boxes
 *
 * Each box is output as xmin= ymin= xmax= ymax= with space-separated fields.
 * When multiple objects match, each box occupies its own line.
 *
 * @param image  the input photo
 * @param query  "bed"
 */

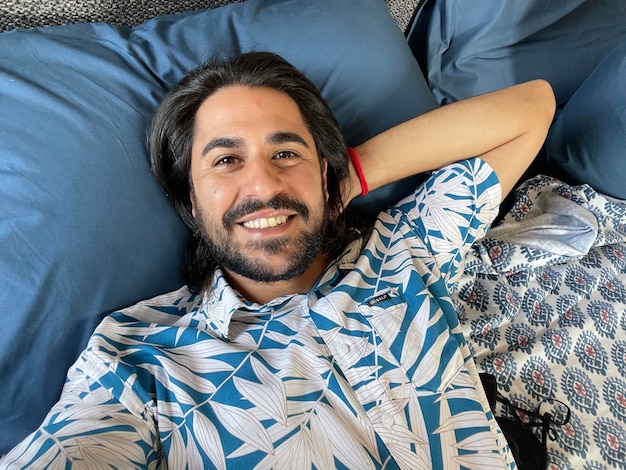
xmin=1 ymin=0 xmax=624 ymax=467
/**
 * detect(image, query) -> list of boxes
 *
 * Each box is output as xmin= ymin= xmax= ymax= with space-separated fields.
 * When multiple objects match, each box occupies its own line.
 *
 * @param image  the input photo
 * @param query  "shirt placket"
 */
xmin=309 ymin=281 xmax=428 ymax=468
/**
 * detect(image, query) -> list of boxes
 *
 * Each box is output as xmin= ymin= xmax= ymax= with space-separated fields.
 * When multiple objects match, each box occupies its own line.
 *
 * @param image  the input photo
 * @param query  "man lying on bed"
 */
xmin=0 ymin=52 xmax=555 ymax=468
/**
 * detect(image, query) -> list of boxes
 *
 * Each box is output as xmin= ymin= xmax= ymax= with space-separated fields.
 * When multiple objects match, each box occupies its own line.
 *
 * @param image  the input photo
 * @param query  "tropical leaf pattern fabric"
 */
xmin=0 ymin=158 xmax=514 ymax=469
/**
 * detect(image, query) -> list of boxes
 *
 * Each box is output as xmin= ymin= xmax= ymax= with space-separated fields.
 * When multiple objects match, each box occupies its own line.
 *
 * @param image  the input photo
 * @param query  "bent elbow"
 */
xmin=529 ymin=79 xmax=557 ymax=131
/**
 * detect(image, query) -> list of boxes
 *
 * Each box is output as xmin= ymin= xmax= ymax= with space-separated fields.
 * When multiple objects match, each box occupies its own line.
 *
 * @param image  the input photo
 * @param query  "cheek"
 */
xmin=193 ymin=180 xmax=237 ymax=222
xmin=304 ymin=177 xmax=329 ymax=218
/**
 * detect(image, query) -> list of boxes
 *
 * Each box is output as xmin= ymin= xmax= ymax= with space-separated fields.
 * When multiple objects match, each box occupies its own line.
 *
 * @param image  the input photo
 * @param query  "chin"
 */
xmin=229 ymin=253 xmax=314 ymax=284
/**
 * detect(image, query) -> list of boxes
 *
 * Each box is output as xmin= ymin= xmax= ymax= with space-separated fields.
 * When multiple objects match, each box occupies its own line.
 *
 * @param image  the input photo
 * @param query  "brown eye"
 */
xmin=274 ymin=151 xmax=299 ymax=160
xmin=214 ymin=155 xmax=239 ymax=166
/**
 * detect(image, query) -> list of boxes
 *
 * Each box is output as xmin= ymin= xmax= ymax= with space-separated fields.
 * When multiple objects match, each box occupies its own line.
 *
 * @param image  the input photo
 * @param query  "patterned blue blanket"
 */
xmin=453 ymin=175 xmax=626 ymax=470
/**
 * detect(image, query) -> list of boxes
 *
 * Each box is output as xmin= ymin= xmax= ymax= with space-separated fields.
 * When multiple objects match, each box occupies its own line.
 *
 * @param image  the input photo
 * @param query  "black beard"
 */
xmin=195 ymin=194 xmax=329 ymax=283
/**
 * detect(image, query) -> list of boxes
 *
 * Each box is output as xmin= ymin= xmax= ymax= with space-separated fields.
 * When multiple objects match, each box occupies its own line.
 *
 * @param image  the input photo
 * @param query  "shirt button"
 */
xmin=337 ymin=343 xmax=350 ymax=357
xmin=382 ymin=413 xmax=394 ymax=428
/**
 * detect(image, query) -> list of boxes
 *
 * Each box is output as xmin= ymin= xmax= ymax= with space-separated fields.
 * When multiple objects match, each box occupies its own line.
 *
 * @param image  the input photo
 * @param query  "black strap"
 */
xmin=479 ymin=373 xmax=571 ymax=470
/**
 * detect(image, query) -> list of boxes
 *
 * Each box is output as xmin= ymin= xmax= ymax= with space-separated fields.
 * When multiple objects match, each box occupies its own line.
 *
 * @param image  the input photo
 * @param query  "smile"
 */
xmin=242 ymin=215 xmax=289 ymax=229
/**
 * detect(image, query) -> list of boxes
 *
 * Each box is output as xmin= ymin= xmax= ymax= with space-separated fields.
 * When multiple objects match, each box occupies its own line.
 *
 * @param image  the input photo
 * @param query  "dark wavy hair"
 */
xmin=148 ymin=52 xmax=368 ymax=293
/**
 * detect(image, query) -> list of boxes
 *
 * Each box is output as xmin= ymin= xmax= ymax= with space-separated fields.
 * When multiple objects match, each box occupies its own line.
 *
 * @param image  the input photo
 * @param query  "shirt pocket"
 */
xmin=358 ymin=288 xmax=465 ymax=393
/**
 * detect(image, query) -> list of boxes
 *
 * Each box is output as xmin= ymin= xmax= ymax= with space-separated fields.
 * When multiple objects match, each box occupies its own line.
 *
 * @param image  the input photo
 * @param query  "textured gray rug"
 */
xmin=1 ymin=0 xmax=420 ymax=33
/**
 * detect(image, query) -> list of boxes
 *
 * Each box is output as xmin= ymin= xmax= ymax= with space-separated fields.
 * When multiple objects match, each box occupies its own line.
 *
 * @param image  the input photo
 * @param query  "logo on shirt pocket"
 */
xmin=359 ymin=289 xmax=414 ymax=360
xmin=358 ymin=288 xmax=465 ymax=393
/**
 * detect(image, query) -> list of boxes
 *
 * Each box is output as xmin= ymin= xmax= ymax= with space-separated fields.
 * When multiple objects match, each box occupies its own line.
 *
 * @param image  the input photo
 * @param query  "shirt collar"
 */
xmin=310 ymin=238 xmax=364 ymax=298
xmin=199 ymin=269 xmax=301 ymax=339
xmin=198 ymin=238 xmax=365 ymax=339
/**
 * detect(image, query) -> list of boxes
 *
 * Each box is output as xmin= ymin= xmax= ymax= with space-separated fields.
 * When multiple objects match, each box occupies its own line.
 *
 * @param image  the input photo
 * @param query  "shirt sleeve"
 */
xmin=399 ymin=158 xmax=501 ymax=289
xmin=0 ymin=353 xmax=159 ymax=469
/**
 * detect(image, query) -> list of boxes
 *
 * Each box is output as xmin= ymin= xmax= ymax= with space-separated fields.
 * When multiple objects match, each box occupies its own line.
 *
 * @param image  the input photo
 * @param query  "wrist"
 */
xmin=347 ymin=147 xmax=368 ymax=196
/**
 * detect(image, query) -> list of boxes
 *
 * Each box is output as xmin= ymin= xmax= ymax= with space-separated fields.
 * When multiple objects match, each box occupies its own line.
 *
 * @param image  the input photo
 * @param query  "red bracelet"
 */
xmin=347 ymin=147 xmax=369 ymax=196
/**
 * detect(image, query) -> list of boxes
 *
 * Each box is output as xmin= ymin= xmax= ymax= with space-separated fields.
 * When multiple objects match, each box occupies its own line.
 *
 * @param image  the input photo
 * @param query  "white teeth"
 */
xmin=242 ymin=215 xmax=289 ymax=229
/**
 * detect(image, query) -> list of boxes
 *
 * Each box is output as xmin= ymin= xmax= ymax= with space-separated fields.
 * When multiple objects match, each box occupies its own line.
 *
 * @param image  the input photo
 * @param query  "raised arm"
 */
xmin=347 ymin=80 xmax=556 ymax=203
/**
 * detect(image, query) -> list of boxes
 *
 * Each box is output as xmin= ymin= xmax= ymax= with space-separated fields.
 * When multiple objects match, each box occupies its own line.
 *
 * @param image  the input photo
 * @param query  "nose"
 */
xmin=241 ymin=155 xmax=285 ymax=202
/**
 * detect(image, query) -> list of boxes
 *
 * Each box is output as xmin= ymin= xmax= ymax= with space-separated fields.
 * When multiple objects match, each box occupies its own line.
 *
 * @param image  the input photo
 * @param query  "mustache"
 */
xmin=222 ymin=194 xmax=310 ymax=228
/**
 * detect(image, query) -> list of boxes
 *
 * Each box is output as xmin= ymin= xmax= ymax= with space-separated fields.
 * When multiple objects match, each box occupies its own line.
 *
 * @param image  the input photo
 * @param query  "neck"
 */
xmin=223 ymin=254 xmax=330 ymax=305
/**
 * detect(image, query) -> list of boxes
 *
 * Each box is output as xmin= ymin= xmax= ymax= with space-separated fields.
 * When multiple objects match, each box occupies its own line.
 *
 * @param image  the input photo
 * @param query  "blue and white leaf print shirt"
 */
xmin=1 ymin=158 xmax=514 ymax=469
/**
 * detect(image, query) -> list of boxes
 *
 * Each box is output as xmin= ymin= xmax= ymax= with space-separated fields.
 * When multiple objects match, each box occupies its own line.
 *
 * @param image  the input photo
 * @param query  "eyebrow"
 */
xmin=201 ymin=132 xmax=309 ymax=157
xmin=267 ymin=131 xmax=309 ymax=148
xmin=201 ymin=136 xmax=244 ymax=157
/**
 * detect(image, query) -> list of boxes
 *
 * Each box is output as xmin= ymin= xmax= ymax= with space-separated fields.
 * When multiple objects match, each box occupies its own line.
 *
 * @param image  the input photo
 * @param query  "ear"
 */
xmin=189 ymin=190 xmax=197 ymax=218
xmin=321 ymin=157 xmax=329 ymax=201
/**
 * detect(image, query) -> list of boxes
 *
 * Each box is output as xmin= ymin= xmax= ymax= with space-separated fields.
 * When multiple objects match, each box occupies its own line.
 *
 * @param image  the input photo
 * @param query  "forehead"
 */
xmin=194 ymin=85 xmax=307 ymax=133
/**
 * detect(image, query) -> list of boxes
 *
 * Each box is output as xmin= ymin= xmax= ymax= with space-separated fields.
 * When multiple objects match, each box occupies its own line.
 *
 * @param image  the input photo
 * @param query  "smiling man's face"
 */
xmin=189 ymin=85 xmax=330 ymax=285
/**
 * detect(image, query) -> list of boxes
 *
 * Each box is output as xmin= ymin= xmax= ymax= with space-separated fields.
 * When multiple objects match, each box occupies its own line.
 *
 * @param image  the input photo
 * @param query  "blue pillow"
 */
xmin=410 ymin=0 xmax=626 ymax=106
xmin=0 ymin=0 xmax=437 ymax=453
xmin=546 ymin=43 xmax=626 ymax=200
